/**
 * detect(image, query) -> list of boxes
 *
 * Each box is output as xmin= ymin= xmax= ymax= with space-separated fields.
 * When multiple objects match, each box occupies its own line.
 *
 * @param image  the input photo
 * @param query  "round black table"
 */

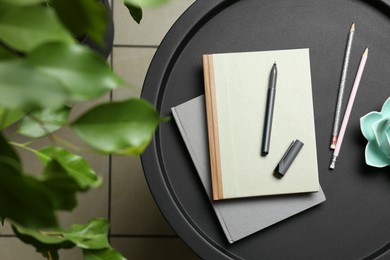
xmin=141 ymin=0 xmax=390 ymax=259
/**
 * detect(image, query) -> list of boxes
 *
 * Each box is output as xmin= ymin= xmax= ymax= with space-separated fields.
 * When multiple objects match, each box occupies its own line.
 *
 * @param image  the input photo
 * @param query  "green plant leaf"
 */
xmin=125 ymin=3 xmax=143 ymax=24
xmin=41 ymin=159 xmax=81 ymax=211
xmin=0 ymin=47 xmax=17 ymax=60
xmin=83 ymin=247 xmax=126 ymax=260
xmin=18 ymin=107 xmax=70 ymax=138
xmin=0 ymin=4 xmax=74 ymax=52
xmin=0 ymin=0 xmax=46 ymax=5
xmin=39 ymin=147 xmax=102 ymax=189
xmin=51 ymin=0 xmax=107 ymax=45
xmin=27 ymin=42 xmax=123 ymax=101
xmin=123 ymin=0 xmax=170 ymax=8
xmin=13 ymin=224 xmax=68 ymax=245
xmin=40 ymin=152 xmax=102 ymax=211
xmin=63 ymin=218 xmax=110 ymax=249
xmin=0 ymin=107 xmax=24 ymax=130
xmin=12 ymin=224 xmax=74 ymax=260
xmin=71 ymin=99 xmax=164 ymax=155
xmin=0 ymin=60 xmax=69 ymax=110
xmin=13 ymin=218 xmax=118 ymax=260
xmin=0 ymin=163 xmax=58 ymax=228
xmin=33 ymin=147 xmax=99 ymax=212
xmin=0 ymin=132 xmax=21 ymax=172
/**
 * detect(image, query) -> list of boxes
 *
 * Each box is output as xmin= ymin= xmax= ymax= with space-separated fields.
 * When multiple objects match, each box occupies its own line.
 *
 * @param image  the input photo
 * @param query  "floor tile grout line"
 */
xmin=113 ymin=44 xmax=159 ymax=48
xmin=108 ymin=0 xmax=114 ymax=242
xmin=107 ymin=150 xmax=113 ymax=241
xmin=110 ymin=3 xmax=169 ymax=245
xmin=110 ymin=234 xmax=179 ymax=238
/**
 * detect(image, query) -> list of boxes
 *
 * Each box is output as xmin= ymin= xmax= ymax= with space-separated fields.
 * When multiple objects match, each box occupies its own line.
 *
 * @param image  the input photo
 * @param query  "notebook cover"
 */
xmin=171 ymin=96 xmax=326 ymax=243
xmin=203 ymin=49 xmax=319 ymax=200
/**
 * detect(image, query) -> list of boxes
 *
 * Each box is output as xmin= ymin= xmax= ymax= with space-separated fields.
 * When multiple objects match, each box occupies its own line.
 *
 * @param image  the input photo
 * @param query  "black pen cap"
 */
xmin=274 ymin=139 xmax=304 ymax=177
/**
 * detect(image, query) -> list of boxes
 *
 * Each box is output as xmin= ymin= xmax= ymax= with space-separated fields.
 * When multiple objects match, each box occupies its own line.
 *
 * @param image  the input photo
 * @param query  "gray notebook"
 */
xmin=171 ymin=95 xmax=326 ymax=243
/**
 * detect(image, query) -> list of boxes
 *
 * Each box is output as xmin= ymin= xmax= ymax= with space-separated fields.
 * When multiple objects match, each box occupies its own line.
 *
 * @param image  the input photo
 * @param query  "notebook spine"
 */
xmin=202 ymin=54 xmax=223 ymax=200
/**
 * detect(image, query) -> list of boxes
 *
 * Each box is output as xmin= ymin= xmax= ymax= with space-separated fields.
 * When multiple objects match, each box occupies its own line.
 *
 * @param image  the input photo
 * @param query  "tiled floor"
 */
xmin=0 ymin=0 xmax=199 ymax=259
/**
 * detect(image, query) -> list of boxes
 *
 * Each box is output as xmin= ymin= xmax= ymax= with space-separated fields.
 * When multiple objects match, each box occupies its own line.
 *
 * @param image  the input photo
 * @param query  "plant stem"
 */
xmin=10 ymin=135 xmax=97 ymax=156
xmin=47 ymin=251 xmax=53 ymax=260
xmin=51 ymin=135 xmax=100 ymax=154
xmin=9 ymin=141 xmax=38 ymax=155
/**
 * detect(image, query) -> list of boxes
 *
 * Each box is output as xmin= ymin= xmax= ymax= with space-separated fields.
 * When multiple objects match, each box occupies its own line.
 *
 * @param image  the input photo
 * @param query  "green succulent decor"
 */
xmin=0 ymin=0 xmax=169 ymax=259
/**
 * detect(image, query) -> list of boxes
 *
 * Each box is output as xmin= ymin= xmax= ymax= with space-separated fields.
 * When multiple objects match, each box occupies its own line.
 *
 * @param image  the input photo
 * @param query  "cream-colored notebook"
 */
xmin=203 ymin=49 xmax=319 ymax=200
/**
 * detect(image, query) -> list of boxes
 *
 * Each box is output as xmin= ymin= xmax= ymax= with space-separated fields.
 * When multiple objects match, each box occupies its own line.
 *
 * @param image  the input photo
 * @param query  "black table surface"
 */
xmin=140 ymin=0 xmax=390 ymax=259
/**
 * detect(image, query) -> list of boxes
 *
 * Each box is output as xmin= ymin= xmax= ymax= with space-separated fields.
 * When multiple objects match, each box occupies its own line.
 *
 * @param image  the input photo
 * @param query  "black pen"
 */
xmin=261 ymin=63 xmax=277 ymax=156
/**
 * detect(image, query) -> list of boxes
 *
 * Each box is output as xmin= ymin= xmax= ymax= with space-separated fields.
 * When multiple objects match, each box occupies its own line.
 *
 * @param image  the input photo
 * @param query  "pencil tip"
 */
xmin=351 ymin=22 xmax=355 ymax=32
xmin=364 ymin=47 xmax=369 ymax=56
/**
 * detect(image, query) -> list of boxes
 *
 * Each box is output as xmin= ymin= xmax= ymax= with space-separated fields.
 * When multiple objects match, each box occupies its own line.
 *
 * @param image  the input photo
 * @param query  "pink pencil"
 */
xmin=330 ymin=47 xmax=368 ymax=170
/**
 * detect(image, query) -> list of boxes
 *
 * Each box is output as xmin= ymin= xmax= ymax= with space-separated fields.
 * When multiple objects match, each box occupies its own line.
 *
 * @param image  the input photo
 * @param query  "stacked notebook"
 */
xmin=171 ymin=48 xmax=326 ymax=243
